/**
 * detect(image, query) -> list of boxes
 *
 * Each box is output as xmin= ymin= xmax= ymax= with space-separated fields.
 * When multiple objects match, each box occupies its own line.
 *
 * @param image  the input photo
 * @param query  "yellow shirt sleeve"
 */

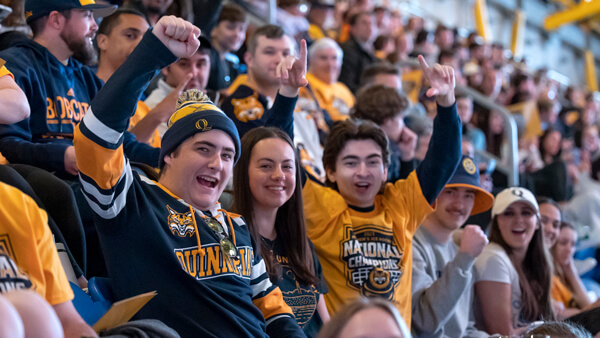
xmin=128 ymin=101 xmax=161 ymax=148
xmin=0 ymin=182 xmax=74 ymax=305
xmin=551 ymin=275 xmax=573 ymax=308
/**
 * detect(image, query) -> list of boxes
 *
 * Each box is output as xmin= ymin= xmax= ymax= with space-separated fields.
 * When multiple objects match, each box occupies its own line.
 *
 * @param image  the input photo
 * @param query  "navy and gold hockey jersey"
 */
xmin=74 ymin=31 xmax=303 ymax=338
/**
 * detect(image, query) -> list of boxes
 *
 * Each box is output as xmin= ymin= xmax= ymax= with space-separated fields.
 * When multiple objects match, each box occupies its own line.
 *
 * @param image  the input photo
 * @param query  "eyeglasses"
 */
xmin=205 ymin=217 xmax=239 ymax=260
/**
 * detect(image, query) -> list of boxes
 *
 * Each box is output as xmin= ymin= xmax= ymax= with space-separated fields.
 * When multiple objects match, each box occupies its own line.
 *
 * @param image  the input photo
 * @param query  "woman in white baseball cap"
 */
xmin=472 ymin=187 xmax=554 ymax=336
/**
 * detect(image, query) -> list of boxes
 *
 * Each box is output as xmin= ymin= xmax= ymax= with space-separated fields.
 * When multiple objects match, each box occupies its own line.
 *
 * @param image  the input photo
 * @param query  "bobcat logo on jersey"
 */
xmin=232 ymin=93 xmax=264 ymax=122
xmin=340 ymin=224 xmax=404 ymax=301
xmin=167 ymin=205 xmax=195 ymax=237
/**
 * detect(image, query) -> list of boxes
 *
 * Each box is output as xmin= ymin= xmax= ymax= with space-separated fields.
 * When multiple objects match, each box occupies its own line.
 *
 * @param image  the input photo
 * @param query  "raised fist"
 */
xmin=152 ymin=16 xmax=201 ymax=59
xmin=459 ymin=225 xmax=488 ymax=258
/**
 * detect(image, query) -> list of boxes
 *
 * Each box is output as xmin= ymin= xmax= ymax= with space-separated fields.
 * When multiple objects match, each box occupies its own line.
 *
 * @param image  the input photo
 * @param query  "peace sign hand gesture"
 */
xmin=419 ymin=55 xmax=456 ymax=107
xmin=277 ymin=39 xmax=309 ymax=98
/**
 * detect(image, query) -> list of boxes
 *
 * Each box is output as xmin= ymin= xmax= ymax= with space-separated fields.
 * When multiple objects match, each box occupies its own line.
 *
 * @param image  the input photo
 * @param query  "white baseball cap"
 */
xmin=491 ymin=187 xmax=540 ymax=218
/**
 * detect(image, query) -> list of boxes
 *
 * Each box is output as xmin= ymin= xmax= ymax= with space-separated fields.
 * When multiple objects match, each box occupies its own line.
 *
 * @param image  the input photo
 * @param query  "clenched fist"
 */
xmin=153 ymin=16 xmax=201 ymax=59
xmin=459 ymin=225 xmax=488 ymax=258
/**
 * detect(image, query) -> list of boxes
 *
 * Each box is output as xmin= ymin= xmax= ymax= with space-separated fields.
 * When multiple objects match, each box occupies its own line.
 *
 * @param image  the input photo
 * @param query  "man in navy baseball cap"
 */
xmin=26 ymin=0 xmax=117 ymax=24
xmin=411 ymin=155 xmax=493 ymax=337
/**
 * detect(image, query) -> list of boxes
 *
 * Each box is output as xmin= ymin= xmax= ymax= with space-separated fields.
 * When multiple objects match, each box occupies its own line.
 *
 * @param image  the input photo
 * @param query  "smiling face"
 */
xmin=540 ymin=203 xmax=561 ymax=248
xmin=432 ymin=187 xmax=476 ymax=231
xmin=554 ymin=226 xmax=576 ymax=266
xmin=160 ymin=130 xmax=235 ymax=210
xmin=246 ymin=35 xmax=293 ymax=87
xmin=326 ymin=139 xmax=387 ymax=208
xmin=213 ymin=20 xmax=247 ymax=53
xmin=248 ymin=138 xmax=296 ymax=212
xmin=496 ymin=201 xmax=539 ymax=255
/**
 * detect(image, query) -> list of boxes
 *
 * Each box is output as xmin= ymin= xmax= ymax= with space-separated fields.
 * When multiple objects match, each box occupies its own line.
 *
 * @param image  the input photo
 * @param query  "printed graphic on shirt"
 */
xmin=340 ymin=224 xmax=404 ymax=300
xmin=175 ymin=245 xmax=253 ymax=279
xmin=0 ymin=235 xmax=33 ymax=293
xmin=45 ymin=95 xmax=89 ymax=131
xmin=167 ymin=205 xmax=195 ymax=237
xmin=332 ymin=97 xmax=351 ymax=117
xmin=232 ymin=93 xmax=264 ymax=122
xmin=275 ymin=254 xmax=320 ymax=328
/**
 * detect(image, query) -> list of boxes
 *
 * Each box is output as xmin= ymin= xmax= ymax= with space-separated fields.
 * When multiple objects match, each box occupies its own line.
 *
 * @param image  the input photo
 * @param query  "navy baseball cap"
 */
xmin=25 ymin=0 xmax=117 ymax=24
xmin=444 ymin=155 xmax=494 ymax=215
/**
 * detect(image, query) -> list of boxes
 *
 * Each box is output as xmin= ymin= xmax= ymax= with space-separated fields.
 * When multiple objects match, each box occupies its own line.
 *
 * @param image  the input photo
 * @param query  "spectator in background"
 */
xmin=457 ymin=94 xmax=486 ymax=152
xmin=360 ymin=61 xmax=427 ymax=118
xmin=222 ymin=26 xmax=325 ymax=180
xmin=405 ymin=16 xmax=424 ymax=33
xmin=207 ymin=3 xmax=247 ymax=91
xmin=339 ymin=11 xmax=377 ymax=93
xmin=490 ymin=43 xmax=507 ymax=69
xmin=373 ymin=6 xmax=389 ymax=34
xmin=538 ymin=197 xmax=561 ymax=249
xmin=303 ymin=37 xmax=354 ymax=122
xmin=410 ymin=29 xmax=435 ymax=64
xmin=538 ymin=98 xmax=559 ymax=131
xmin=405 ymin=114 xmax=433 ymax=162
xmin=386 ymin=32 xmax=413 ymax=66
xmin=411 ymin=156 xmax=493 ymax=338
xmin=550 ymin=221 xmax=600 ymax=319
xmin=277 ymin=0 xmax=311 ymax=41
xmin=540 ymin=127 xmax=563 ymax=166
xmin=434 ymin=24 xmax=454 ymax=51
xmin=95 ymin=8 xmax=161 ymax=147
xmin=307 ymin=0 xmax=335 ymax=41
xmin=373 ymin=34 xmax=394 ymax=60
xmin=580 ymin=126 xmax=600 ymax=162
xmin=351 ymin=85 xmax=417 ymax=182
xmin=473 ymin=187 xmax=554 ymax=336
xmin=317 ymin=298 xmax=411 ymax=338
xmin=123 ymin=0 xmax=192 ymax=26
xmin=563 ymin=156 xmax=600 ymax=255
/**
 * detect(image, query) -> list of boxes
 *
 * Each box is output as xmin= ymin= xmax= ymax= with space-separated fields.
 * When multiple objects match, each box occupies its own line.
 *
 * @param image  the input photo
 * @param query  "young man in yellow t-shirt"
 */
xmin=301 ymin=56 xmax=461 ymax=329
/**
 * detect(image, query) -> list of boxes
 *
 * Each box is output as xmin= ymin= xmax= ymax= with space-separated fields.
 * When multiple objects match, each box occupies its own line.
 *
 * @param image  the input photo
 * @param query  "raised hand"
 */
xmin=418 ymin=55 xmax=455 ymax=107
xmin=459 ymin=225 xmax=488 ymax=258
xmin=153 ymin=16 xmax=201 ymax=59
xmin=276 ymin=39 xmax=308 ymax=97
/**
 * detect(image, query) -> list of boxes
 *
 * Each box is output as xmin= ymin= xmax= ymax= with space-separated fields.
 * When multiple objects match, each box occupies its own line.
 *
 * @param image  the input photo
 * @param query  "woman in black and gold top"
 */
xmin=233 ymin=126 xmax=330 ymax=337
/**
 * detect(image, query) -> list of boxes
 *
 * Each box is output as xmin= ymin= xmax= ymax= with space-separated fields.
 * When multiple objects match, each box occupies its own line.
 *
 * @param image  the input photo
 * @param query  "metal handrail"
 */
xmin=399 ymin=58 xmax=519 ymax=186
xmin=457 ymin=85 xmax=519 ymax=187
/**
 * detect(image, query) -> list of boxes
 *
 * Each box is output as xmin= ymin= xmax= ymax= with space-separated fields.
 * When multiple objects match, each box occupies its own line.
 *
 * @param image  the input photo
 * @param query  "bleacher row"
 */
xmin=0 ymin=0 xmax=599 ymax=337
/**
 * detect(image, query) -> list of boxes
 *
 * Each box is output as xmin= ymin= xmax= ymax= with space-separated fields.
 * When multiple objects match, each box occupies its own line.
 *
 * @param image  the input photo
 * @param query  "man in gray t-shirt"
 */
xmin=411 ymin=155 xmax=494 ymax=338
